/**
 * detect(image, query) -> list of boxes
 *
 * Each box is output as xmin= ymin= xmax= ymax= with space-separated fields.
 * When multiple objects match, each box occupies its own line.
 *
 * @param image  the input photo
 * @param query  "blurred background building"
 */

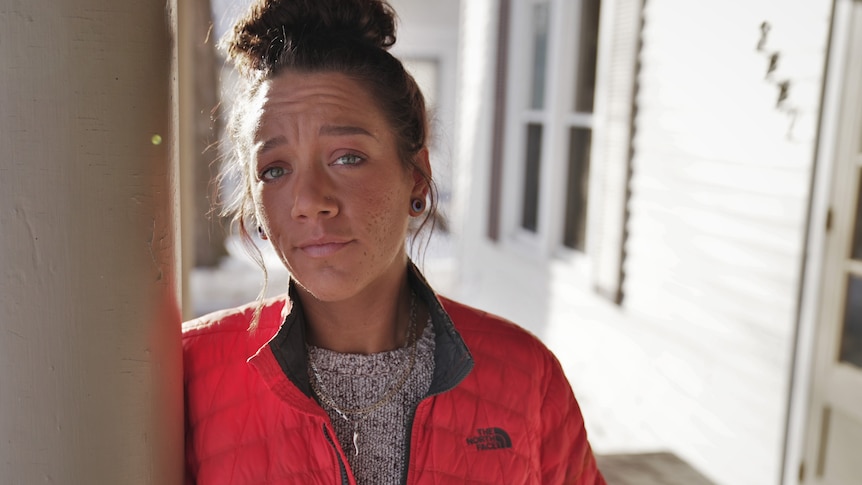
xmin=184 ymin=0 xmax=862 ymax=484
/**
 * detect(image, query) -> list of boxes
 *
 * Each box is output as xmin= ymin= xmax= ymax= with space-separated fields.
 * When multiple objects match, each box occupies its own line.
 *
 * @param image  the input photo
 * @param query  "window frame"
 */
xmin=498 ymin=0 xmax=598 ymax=265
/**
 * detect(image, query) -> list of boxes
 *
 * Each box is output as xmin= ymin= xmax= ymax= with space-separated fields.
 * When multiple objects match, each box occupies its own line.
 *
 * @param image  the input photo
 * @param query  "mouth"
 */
xmin=297 ymin=239 xmax=353 ymax=258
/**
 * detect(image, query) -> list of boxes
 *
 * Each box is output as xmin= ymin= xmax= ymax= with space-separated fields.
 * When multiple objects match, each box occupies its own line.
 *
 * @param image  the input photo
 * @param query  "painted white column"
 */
xmin=0 ymin=1 xmax=184 ymax=483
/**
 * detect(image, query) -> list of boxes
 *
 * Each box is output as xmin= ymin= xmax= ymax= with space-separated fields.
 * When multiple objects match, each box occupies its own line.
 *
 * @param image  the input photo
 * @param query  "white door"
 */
xmin=804 ymin=3 xmax=862 ymax=484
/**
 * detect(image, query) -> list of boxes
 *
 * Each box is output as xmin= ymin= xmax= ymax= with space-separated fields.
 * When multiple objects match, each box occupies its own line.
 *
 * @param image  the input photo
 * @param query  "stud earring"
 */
xmin=411 ymin=198 xmax=424 ymax=214
xmin=258 ymin=226 xmax=268 ymax=240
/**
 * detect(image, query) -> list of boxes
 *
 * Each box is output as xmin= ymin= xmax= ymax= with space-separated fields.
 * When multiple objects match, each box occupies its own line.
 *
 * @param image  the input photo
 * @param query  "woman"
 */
xmin=183 ymin=0 xmax=606 ymax=483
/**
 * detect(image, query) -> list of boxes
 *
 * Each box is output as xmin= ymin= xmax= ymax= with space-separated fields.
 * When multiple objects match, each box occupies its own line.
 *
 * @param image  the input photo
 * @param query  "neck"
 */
xmin=300 ymin=271 xmax=417 ymax=354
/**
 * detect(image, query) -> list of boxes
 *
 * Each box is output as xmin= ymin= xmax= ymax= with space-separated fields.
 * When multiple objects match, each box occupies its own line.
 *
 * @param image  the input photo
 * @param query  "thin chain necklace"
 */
xmin=308 ymin=291 xmax=419 ymax=456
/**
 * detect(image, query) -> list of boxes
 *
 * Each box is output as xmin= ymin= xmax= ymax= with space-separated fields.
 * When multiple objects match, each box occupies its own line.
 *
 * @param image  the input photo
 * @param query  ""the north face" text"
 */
xmin=466 ymin=427 xmax=512 ymax=451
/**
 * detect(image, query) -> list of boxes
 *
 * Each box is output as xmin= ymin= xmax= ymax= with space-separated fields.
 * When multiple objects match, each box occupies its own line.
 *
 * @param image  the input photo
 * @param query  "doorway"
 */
xmin=803 ymin=2 xmax=862 ymax=483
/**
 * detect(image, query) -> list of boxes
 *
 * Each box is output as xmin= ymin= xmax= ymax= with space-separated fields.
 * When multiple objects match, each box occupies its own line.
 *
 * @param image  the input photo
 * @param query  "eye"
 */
xmin=332 ymin=153 xmax=364 ymax=166
xmin=260 ymin=165 xmax=287 ymax=181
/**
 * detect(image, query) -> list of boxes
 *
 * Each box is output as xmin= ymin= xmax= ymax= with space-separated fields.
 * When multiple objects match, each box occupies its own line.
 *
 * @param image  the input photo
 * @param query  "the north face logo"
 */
xmin=466 ymin=427 xmax=512 ymax=451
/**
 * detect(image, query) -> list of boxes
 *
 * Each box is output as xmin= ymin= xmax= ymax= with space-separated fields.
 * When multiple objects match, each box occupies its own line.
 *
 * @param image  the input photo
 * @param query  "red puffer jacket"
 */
xmin=184 ymin=268 xmax=606 ymax=484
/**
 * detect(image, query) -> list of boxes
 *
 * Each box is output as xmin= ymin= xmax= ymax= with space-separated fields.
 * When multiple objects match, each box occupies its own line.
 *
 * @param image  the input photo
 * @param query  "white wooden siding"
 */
xmin=453 ymin=1 xmax=836 ymax=484
xmin=622 ymin=1 xmax=832 ymax=484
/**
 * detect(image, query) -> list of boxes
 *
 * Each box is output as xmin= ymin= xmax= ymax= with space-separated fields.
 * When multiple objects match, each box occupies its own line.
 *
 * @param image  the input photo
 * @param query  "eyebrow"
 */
xmin=259 ymin=136 xmax=287 ymax=155
xmin=319 ymin=124 xmax=376 ymax=139
xmin=258 ymin=125 xmax=377 ymax=155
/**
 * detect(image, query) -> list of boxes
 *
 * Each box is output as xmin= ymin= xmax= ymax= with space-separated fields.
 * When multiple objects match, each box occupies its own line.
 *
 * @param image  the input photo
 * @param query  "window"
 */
xmin=520 ymin=1 xmax=549 ymax=233
xmin=496 ymin=0 xmax=601 ymax=256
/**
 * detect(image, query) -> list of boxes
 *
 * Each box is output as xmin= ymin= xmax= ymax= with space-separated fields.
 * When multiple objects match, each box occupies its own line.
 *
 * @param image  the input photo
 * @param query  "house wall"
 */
xmin=384 ymin=0 xmax=463 ymax=294
xmin=451 ymin=0 xmax=504 ymax=295
xmin=452 ymin=0 xmax=834 ymax=484
xmin=389 ymin=0 xmax=461 ymax=203
xmin=621 ymin=1 xmax=831 ymax=483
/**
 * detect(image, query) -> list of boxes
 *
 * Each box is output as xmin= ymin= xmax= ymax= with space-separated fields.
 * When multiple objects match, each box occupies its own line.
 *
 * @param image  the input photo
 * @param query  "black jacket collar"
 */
xmin=268 ymin=263 xmax=474 ymax=399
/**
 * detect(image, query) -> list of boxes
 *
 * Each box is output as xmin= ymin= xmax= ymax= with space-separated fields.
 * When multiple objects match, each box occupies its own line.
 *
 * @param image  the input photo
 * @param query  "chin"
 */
xmin=289 ymin=268 xmax=361 ymax=303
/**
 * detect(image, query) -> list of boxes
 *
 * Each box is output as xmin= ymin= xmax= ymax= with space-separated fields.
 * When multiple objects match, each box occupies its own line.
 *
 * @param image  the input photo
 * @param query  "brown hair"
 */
xmin=218 ymin=0 xmax=438 ymax=323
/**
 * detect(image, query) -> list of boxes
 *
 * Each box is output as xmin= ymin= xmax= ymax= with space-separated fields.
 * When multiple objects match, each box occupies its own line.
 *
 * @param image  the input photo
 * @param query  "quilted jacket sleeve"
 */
xmin=538 ymin=348 xmax=606 ymax=484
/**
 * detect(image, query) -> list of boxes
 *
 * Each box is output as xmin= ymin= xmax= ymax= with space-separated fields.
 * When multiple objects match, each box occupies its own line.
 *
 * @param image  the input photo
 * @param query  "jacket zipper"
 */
xmin=400 ymin=337 xmax=474 ymax=485
xmin=400 ymin=386 xmax=460 ymax=485
xmin=401 ymin=410 xmax=418 ymax=484
xmin=322 ymin=423 xmax=350 ymax=485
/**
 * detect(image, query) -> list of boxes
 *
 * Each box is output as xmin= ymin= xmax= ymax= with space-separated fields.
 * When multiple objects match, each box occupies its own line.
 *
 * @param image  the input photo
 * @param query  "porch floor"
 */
xmin=597 ymin=452 xmax=716 ymax=485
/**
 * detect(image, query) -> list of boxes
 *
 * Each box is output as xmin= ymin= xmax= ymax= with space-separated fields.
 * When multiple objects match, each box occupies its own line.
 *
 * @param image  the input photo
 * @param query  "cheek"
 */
xmin=363 ymin=184 xmax=411 ymax=246
xmin=251 ymin=189 xmax=270 ymax=226
xmin=253 ymin=188 xmax=287 ymax=242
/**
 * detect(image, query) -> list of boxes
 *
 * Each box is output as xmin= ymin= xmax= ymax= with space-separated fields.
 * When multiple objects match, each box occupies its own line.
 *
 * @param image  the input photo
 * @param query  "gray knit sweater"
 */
xmin=307 ymin=321 xmax=435 ymax=485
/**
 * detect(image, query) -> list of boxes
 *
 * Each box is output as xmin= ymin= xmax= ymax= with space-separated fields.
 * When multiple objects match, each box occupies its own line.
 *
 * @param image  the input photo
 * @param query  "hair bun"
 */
xmin=225 ymin=0 xmax=398 ymax=75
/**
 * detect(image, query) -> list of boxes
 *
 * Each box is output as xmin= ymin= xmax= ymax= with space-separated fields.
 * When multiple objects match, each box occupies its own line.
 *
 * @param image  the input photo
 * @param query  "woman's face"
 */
xmin=249 ymin=71 xmax=426 ymax=302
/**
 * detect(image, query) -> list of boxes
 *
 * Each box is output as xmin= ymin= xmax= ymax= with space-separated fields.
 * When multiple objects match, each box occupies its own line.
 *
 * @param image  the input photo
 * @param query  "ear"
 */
xmin=410 ymin=147 xmax=431 ymax=199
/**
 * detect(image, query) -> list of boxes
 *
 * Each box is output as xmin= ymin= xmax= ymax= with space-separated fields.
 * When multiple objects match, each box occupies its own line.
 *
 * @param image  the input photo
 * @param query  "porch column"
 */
xmin=0 ymin=1 xmax=183 ymax=483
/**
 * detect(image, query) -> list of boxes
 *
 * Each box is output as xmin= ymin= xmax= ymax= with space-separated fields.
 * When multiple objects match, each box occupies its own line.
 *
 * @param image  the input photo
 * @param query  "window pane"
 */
xmin=529 ymin=2 xmax=550 ymax=109
xmin=840 ymin=275 xmax=862 ymax=369
xmin=521 ymin=123 xmax=544 ymax=232
xmin=563 ymin=127 xmax=592 ymax=250
xmin=573 ymin=0 xmax=601 ymax=113
xmin=851 ymin=171 xmax=862 ymax=259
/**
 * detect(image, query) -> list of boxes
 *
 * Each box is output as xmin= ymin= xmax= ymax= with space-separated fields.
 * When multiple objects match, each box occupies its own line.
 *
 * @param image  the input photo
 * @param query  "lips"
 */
xmin=297 ymin=238 xmax=353 ymax=258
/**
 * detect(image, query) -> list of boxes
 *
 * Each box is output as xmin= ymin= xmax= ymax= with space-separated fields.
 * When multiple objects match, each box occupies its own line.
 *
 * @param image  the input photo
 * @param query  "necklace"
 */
xmin=308 ymin=291 xmax=420 ymax=456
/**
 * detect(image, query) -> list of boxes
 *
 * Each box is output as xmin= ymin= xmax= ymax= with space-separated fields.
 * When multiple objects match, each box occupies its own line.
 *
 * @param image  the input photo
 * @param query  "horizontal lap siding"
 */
xmin=621 ymin=1 xmax=831 ymax=484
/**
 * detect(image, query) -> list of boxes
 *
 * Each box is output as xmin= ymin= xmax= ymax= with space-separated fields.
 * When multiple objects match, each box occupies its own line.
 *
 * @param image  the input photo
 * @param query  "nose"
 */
xmin=289 ymin=165 xmax=338 ymax=220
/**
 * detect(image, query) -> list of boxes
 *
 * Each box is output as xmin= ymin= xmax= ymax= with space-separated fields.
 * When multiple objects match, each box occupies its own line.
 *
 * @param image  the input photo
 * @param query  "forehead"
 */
xmin=253 ymin=71 xmax=387 ymax=132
